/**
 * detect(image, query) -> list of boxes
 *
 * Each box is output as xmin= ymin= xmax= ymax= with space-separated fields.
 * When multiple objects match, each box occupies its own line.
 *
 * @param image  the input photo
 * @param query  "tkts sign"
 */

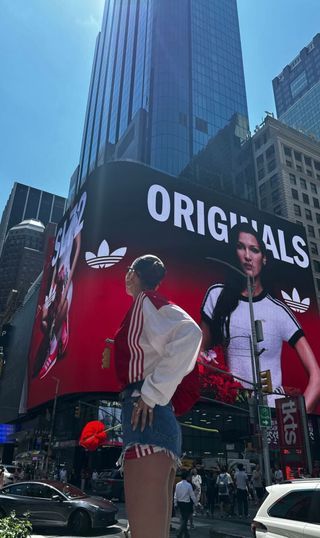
xmin=276 ymin=397 xmax=304 ymax=449
xmin=276 ymin=396 xmax=311 ymax=477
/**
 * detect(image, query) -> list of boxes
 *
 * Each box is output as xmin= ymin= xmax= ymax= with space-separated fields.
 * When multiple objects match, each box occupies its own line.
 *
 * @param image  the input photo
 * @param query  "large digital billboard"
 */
xmin=27 ymin=161 xmax=320 ymax=413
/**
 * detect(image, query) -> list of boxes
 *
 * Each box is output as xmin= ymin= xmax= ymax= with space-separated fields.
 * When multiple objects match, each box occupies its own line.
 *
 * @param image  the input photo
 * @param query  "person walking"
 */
xmin=234 ymin=463 xmax=249 ymax=518
xmin=216 ymin=466 xmax=233 ymax=518
xmin=114 ymin=254 xmax=202 ymax=538
xmin=251 ymin=464 xmax=264 ymax=506
xmin=174 ymin=470 xmax=196 ymax=538
xmin=274 ymin=464 xmax=284 ymax=484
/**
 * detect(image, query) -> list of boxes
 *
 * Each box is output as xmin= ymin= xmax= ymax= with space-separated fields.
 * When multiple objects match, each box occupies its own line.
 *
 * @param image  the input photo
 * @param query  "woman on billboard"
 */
xmin=114 ymin=255 xmax=202 ymax=538
xmin=201 ymin=222 xmax=320 ymax=413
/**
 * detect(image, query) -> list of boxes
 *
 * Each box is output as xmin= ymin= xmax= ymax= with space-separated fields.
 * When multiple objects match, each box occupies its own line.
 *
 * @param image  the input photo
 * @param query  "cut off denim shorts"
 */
xmin=119 ymin=381 xmax=182 ymax=467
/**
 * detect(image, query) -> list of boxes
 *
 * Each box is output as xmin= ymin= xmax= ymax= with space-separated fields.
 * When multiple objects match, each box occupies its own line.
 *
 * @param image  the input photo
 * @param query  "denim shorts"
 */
xmin=119 ymin=381 xmax=182 ymax=464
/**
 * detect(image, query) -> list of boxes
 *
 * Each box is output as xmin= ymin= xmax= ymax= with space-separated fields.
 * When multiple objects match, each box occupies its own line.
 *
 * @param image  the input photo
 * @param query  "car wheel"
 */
xmin=69 ymin=510 xmax=91 ymax=535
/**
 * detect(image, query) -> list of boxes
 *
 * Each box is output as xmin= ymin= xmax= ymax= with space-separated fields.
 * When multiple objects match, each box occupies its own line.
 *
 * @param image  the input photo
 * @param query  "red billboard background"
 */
xmin=27 ymin=161 xmax=320 ymax=412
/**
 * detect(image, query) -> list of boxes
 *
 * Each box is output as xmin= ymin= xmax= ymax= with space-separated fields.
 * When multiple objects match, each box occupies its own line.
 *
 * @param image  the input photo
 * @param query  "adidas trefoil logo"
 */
xmin=85 ymin=240 xmax=127 ymax=269
xmin=281 ymin=288 xmax=310 ymax=313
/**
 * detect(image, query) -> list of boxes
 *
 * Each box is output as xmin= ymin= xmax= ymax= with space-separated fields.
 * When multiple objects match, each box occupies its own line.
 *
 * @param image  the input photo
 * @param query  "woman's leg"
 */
xmin=124 ymin=452 xmax=175 ymax=538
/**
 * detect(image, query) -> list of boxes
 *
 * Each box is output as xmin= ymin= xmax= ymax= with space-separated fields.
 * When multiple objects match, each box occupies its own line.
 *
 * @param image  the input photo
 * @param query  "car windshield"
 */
xmin=54 ymin=483 xmax=87 ymax=499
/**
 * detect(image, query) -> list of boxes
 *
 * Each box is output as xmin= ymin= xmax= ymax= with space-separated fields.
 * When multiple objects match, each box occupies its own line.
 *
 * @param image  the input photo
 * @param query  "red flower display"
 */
xmin=198 ymin=348 xmax=246 ymax=404
xmin=79 ymin=420 xmax=108 ymax=451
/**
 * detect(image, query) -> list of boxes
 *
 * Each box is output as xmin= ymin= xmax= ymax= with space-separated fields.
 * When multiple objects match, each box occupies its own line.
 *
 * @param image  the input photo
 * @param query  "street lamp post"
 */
xmin=45 ymin=376 xmax=60 ymax=477
xmin=207 ymin=256 xmax=272 ymax=485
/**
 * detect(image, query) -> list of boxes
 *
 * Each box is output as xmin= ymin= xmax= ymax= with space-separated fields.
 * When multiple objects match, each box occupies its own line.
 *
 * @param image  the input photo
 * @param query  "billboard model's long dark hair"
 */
xmin=209 ymin=222 xmax=267 ymax=347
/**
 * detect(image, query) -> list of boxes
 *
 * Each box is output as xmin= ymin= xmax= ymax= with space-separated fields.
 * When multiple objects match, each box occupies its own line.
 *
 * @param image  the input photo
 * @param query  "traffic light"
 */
xmin=102 ymin=347 xmax=110 ymax=369
xmin=74 ymin=405 xmax=81 ymax=418
xmin=259 ymin=369 xmax=272 ymax=393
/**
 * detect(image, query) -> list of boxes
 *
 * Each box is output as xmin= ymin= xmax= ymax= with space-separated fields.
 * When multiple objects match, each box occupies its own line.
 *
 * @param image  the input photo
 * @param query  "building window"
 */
xmin=272 ymin=189 xmax=280 ymax=203
xmin=286 ymin=160 xmax=292 ymax=168
xmin=306 ymin=169 xmax=313 ymax=177
xmin=260 ymin=197 xmax=268 ymax=209
xmin=316 ymin=213 xmax=320 ymax=224
xmin=314 ymin=197 xmax=320 ymax=209
xmin=289 ymin=173 xmax=296 ymax=185
xmin=307 ymin=225 xmax=315 ymax=237
xmin=311 ymin=183 xmax=317 ymax=194
xmin=314 ymin=160 xmax=320 ymax=171
xmin=258 ymin=168 xmax=265 ymax=181
xmin=305 ymin=209 xmax=312 ymax=221
xmin=266 ymin=144 xmax=275 ymax=159
xmin=268 ymin=159 xmax=276 ymax=172
xmin=302 ymin=193 xmax=310 ymax=204
xmin=259 ymin=184 xmax=267 ymax=196
xmin=310 ymin=242 xmax=318 ymax=255
xmin=294 ymin=204 xmax=301 ymax=216
xmin=256 ymin=154 xmax=264 ymax=167
xmin=314 ymin=260 xmax=320 ymax=273
xmin=283 ymin=145 xmax=292 ymax=157
xmin=254 ymin=138 xmax=262 ymax=150
xmin=274 ymin=205 xmax=282 ymax=215
xmin=300 ymin=177 xmax=307 ymax=189
xmin=291 ymin=189 xmax=299 ymax=200
xmin=294 ymin=151 xmax=302 ymax=162
xmin=195 ymin=117 xmax=208 ymax=133
xmin=179 ymin=112 xmax=188 ymax=127
xmin=304 ymin=156 xmax=312 ymax=166
xmin=270 ymin=174 xmax=278 ymax=188
xmin=296 ymin=164 xmax=303 ymax=172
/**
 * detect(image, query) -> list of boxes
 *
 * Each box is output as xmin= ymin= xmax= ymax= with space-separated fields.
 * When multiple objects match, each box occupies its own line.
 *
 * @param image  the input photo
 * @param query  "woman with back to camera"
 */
xmin=201 ymin=222 xmax=320 ymax=412
xmin=114 ymin=254 xmax=202 ymax=538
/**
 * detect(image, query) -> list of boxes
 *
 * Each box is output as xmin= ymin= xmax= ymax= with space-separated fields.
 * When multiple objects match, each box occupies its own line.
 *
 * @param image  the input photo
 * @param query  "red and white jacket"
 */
xmin=114 ymin=290 xmax=202 ymax=408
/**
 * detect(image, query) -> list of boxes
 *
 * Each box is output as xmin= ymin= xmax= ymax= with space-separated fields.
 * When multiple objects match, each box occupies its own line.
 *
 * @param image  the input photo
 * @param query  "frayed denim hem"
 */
xmin=116 ymin=443 xmax=181 ymax=473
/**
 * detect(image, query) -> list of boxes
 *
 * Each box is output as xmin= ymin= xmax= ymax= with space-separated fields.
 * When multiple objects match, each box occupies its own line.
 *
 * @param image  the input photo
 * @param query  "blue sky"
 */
xmin=0 ymin=0 xmax=319 ymax=217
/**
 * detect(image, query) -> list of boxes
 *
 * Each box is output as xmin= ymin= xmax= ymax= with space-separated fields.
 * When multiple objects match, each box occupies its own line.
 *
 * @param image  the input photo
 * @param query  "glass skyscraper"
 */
xmin=273 ymin=33 xmax=320 ymax=141
xmin=77 ymin=0 xmax=248 ymax=191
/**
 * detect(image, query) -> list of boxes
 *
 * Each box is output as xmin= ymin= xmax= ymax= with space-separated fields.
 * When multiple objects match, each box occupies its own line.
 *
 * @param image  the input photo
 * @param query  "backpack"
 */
xmin=218 ymin=473 xmax=229 ymax=496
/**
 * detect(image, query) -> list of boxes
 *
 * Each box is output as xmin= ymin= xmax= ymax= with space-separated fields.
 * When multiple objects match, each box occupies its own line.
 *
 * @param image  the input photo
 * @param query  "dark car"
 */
xmin=0 ymin=480 xmax=118 ymax=535
xmin=92 ymin=469 xmax=125 ymax=502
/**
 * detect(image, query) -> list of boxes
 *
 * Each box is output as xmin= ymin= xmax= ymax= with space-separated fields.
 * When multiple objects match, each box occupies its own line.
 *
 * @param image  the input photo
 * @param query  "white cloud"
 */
xmin=75 ymin=14 xmax=100 ymax=30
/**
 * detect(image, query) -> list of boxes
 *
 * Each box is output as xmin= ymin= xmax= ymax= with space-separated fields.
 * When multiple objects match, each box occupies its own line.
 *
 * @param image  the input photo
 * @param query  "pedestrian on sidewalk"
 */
xmin=114 ymin=255 xmax=202 ymax=538
xmin=216 ymin=466 xmax=233 ymax=518
xmin=251 ymin=464 xmax=264 ymax=506
xmin=174 ymin=470 xmax=196 ymax=538
xmin=234 ymin=463 xmax=249 ymax=518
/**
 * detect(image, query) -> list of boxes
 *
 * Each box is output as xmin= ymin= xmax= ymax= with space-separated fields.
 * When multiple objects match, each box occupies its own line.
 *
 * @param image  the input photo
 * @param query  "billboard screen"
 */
xmin=27 ymin=161 xmax=320 ymax=413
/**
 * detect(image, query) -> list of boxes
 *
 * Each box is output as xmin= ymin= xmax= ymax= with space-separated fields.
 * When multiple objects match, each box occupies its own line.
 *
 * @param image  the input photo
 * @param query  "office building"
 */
xmin=77 ymin=0 xmax=248 ymax=192
xmin=180 ymin=113 xmax=257 ymax=204
xmin=0 ymin=219 xmax=45 ymax=323
xmin=273 ymin=33 xmax=320 ymax=141
xmin=252 ymin=115 xmax=320 ymax=302
xmin=0 ymin=183 xmax=66 ymax=256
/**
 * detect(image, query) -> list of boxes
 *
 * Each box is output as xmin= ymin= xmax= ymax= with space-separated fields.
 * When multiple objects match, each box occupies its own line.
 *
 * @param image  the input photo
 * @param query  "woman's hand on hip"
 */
xmin=131 ymin=397 xmax=154 ymax=432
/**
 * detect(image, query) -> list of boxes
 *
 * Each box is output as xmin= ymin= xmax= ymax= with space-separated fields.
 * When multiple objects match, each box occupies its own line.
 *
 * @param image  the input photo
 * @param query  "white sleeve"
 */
xmin=201 ymin=285 xmax=223 ymax=323
xmin=276 ymin=301 xmax=303 ymax=345
xmin=140 ymin=300 xmax=202 ymax=408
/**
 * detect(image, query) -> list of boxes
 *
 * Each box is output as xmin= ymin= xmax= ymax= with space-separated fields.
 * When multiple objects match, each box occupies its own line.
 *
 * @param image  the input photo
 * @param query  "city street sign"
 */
xmin=258 ymin=405 xmax=272 ymax=428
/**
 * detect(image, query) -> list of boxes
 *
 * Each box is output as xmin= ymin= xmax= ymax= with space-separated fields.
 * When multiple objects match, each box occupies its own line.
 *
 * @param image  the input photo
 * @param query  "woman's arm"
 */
xmin=294 ymin=336 xmax=320 ymax=413
xmin=200 ymin=320 xmax=213 ymax=351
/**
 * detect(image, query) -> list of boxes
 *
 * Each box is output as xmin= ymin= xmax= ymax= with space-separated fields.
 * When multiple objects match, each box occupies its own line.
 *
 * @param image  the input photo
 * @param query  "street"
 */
xmin=31 ymin=502 xmax=255 ymax=538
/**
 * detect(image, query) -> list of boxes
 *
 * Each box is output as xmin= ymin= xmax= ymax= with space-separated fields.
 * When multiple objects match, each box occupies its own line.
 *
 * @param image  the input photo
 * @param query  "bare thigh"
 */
xmin=124 ymin=452 xmax=175 ymax=538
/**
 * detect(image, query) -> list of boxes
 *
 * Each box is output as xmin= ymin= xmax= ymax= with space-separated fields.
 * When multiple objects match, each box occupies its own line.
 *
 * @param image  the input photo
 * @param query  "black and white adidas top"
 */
xmin=201 ymin=284 xmax=304 ymax=398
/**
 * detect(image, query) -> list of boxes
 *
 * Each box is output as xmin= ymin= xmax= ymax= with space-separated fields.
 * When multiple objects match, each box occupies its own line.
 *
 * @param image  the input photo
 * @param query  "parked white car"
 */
xmin=251 ymin=479 xmax=320 ymax=537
